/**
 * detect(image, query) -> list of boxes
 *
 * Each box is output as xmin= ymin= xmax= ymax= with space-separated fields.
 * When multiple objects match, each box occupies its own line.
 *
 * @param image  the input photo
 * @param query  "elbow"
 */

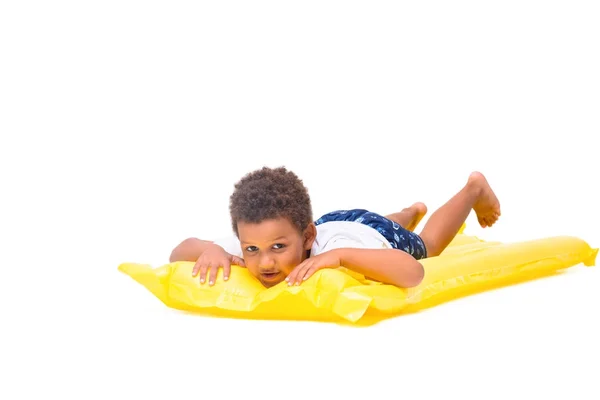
xmin=395 ymin=261 xmax=424 ymax=288
xmin=169 ymin=237 xmax=199 ymax=263
xmin=168 ymin=250 xmax=180 ymax=263
xmin=169 ymin=245 xmax=182 ymax=263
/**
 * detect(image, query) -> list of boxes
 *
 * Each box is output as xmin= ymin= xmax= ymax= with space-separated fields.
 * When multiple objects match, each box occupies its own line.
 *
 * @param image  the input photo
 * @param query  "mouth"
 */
xmin=259 ymin=271 xmax=281 ymax=282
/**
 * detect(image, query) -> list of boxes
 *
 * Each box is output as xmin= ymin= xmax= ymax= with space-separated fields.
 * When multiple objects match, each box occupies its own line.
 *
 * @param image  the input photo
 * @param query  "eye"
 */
xmin=245 ymin=246 xmax=259 ymax=252
xmin=272 ymin=243 xmax=286 ymax=250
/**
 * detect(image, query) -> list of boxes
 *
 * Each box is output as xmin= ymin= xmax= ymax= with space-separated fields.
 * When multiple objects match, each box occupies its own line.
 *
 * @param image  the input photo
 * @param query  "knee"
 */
xmin=420 ymin=235 xmax=440 ymax=258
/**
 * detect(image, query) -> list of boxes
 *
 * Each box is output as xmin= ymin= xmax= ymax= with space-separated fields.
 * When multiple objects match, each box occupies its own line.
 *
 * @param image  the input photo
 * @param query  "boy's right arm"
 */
xmin=169 ymin=237 xmax=215 ymax=263
xmin=169 ymin=238 xmax=245 ymax=285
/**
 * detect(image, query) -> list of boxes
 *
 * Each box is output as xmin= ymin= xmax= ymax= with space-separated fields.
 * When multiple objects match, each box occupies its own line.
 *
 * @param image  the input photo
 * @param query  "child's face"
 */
xmin=237 ymin=217 xmax=316 ymax=288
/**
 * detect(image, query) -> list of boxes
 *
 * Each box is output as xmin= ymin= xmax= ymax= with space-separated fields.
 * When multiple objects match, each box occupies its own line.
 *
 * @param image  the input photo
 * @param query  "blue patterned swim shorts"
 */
xmin=314 ymin=208 xmax=428 ymax=259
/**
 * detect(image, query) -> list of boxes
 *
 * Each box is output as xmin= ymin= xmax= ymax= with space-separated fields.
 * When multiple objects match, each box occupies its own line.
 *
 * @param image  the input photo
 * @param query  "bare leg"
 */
xmin=418 ymin=171 xmax=501 ymax=257
xmin=385 ymin=202 xmax=428 ymax=231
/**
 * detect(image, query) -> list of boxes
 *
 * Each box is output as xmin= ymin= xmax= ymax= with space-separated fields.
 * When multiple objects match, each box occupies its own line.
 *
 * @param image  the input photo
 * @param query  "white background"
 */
xmin=1 ymin=1 xmax=599 ymax=399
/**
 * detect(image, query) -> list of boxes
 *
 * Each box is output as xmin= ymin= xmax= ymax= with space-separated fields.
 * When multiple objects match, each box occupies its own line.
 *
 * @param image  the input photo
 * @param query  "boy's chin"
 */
xmin=260 ymin=279 xmax=284 ymax=288
xmin=257 ymin=272 xmax=286 ymax=288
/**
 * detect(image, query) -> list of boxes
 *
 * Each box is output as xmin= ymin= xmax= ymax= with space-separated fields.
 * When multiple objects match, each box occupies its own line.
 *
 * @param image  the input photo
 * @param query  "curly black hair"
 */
xmin=229 ymin=166 xmax=313 ymax=236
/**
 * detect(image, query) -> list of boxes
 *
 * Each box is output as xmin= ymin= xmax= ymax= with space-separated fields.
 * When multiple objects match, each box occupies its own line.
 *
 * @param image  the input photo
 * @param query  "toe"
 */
xmin=478 ymin=216 xmax=486 ymax=228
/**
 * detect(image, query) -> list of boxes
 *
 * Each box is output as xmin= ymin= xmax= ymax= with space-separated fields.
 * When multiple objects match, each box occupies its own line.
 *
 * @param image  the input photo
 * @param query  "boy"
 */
xmin=169 ymin=167 xmax=500 ymax=289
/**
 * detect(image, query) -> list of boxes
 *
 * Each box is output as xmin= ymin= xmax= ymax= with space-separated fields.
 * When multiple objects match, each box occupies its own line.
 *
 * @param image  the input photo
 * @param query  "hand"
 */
xmin=285 ymin=250 xmax=341 ymax=286
xmin=191 ymin=244 xmax=245 ymax=286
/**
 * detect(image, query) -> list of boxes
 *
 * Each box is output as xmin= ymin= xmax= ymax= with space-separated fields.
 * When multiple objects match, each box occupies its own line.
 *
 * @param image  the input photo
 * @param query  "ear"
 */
xmin=303 ymin=222 xmax=317 ymax=250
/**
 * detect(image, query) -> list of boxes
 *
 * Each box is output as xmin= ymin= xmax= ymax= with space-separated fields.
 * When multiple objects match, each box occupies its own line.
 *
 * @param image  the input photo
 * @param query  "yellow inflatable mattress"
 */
xmin=118 ymin=228 xmax=597 ymax=325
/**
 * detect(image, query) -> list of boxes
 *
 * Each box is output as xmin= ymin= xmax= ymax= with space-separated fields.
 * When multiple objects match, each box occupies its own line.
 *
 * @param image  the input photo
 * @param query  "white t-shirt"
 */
xmin=212 ymin=221 xmax=392 ymax=258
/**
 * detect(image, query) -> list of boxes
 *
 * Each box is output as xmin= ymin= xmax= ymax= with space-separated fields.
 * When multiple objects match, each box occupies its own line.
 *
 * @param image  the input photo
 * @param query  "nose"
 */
xmin=259 ymin=254 xmax=275 ymax=269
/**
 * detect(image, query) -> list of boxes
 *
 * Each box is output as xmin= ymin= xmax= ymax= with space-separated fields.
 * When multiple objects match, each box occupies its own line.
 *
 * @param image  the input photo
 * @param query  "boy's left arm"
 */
xmin=286 ymin=248 xmax=424 ymax=288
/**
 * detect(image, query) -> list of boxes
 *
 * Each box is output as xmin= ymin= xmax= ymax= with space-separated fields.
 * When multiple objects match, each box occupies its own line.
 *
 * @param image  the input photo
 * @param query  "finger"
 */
xmin=288 ymin=261 xmax=311 ymax=286
xmin=285 ymin=264 xmax=303 ymax=286
xmin=231 ymin=256 xmax=245 ymax=267
xmin=295 ymin=261 xmax=314 ymax=285
xmin=301 ymin=265 xmax=320 ymax=282
xmin=199 ymin=262 xmax=211 ymax=284
xmin=192 ymin=256 xmax=206 ymax=277
xmin=192 ymin=259 xmax=201 ymax=277
xmin=208 ymin=262 xmax=222 ymax=286
xmin=223 ymin=262 xmax=232 ymax=281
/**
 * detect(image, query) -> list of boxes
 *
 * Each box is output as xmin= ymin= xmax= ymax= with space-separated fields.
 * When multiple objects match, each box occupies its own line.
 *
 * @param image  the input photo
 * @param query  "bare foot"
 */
xmin=468 ymin=172 xmax=501 ymax=228
xmin=405 ymin=202 xmax=428 ymax=231
xmin=387 ymin=202 xmax=428 ymax=231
